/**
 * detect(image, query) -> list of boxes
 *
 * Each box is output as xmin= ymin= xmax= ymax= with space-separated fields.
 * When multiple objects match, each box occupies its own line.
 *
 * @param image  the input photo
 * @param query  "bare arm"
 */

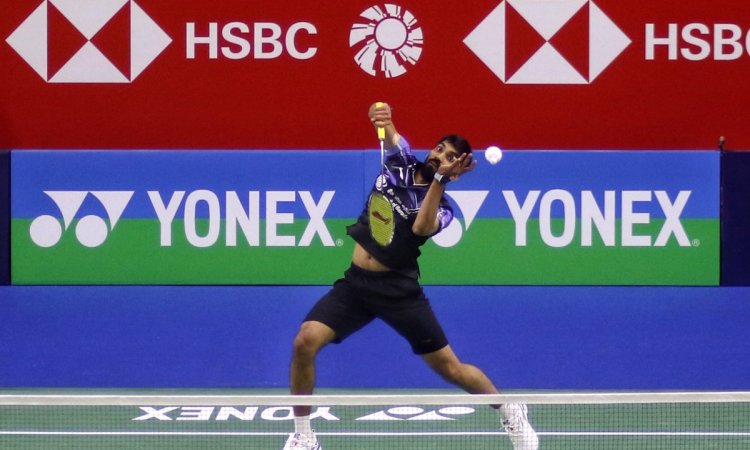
xmin=412 ymin=153 xmax=475 ymax=236
xmin=412 ymin=180 xmax=448 ymax=236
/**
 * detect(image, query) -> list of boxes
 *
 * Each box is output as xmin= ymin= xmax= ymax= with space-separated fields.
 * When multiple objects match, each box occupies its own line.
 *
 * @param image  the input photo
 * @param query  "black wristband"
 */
xmin=433 ymin=172 xmax=450 ymax=185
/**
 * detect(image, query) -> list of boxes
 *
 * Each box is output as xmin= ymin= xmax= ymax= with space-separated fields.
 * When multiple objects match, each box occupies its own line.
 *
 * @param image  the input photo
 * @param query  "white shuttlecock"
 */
xmin=485 ymin=146 xmax=503 ymax=165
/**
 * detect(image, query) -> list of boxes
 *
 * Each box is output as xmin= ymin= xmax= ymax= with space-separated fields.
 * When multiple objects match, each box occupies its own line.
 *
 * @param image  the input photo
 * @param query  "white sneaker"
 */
xmin=282 ymin=431 xmax=321 ymax=450
xmin=501 ymin=403 xmax=539 ymax=450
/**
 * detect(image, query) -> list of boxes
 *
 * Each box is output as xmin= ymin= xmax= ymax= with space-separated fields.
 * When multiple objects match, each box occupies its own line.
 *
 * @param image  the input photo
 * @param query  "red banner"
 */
xmin=1 ymin=0 xmax=749 ymax=150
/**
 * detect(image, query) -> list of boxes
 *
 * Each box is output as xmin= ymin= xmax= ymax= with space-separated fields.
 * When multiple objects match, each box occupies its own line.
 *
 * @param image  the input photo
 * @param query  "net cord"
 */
xmin=1 ymin=392 xmax=749 ymax=406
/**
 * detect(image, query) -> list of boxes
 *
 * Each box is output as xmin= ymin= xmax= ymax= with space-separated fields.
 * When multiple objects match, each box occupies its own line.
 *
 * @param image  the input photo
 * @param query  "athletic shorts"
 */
xmin=304 ymin=264 xmax=449 ymax=355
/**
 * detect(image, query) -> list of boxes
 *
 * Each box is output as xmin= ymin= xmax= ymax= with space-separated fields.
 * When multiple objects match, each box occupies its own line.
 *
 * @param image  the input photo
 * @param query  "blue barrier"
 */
xmin=2 ymin=148 xmax=746 ymax=390
xmin=1 ymin=285 xmax=748 ymax=390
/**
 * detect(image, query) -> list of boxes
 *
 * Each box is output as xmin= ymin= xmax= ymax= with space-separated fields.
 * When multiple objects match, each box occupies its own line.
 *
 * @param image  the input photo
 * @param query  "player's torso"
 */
xmin=373 ymin=163 xmax=427 ymax=222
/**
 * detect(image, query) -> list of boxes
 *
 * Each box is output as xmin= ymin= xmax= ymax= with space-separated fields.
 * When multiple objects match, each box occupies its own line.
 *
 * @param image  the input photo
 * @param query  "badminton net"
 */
xmin=1 ymin=391 xmax=749 ymax=449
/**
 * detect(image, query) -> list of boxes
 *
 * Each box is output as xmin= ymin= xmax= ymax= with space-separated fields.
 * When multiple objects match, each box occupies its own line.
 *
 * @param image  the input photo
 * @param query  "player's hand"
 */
xmin=369 ymin=102 xmax=392 ymax=129
xmin=440 ymin=153 xmax=476 ymax=181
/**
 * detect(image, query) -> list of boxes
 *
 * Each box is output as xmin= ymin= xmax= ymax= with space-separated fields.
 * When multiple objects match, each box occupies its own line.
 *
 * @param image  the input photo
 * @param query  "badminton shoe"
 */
xmin=282 ymin=431 xmax=321 ymax=450
xmin=501 ymin=403 xmax=539 ymax=450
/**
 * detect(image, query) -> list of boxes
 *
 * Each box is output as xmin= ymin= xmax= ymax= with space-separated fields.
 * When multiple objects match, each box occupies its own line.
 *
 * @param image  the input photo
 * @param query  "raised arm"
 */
xmin=368 ymin=102 xmax=400 ymax=150
xmin=413 ymin=151 xmax=476 ymax=236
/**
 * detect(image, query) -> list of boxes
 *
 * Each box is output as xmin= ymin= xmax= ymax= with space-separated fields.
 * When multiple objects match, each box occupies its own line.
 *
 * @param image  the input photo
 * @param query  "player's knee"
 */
xmin=292 ymin=324 xmax=326 ymax=358
xmin=292 ymin=331 xmax=316 ymax=358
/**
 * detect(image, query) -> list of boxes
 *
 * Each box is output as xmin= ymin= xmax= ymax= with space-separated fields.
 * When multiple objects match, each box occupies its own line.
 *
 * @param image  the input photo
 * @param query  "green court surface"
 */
xmin=1 ymin=391 xmax=749 ymax=449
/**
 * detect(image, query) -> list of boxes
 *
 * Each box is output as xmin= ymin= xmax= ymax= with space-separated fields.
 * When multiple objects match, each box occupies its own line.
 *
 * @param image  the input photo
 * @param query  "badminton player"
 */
xmin=283 ymin=103 xmax=538 ymax=450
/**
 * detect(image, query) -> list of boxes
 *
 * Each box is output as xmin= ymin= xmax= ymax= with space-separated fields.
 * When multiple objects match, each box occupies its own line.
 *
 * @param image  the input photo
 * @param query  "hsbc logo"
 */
xmin=464 ymin=0 xmax=631 ymax=84
xmin=349 ymin=4 xmax=423 ymax=78
xmin=6 ymin=0 xmax=171 ymax=83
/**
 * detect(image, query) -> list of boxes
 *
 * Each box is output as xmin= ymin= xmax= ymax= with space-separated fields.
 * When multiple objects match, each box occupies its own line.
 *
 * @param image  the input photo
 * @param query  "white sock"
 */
xmin=294 ymin=415 xmax=313 ymax=436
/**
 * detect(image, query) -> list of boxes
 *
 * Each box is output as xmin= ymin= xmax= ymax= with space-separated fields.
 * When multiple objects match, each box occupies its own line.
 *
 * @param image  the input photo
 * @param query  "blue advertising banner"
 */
xmin=12 ymin=149 xmax=720 ymax=285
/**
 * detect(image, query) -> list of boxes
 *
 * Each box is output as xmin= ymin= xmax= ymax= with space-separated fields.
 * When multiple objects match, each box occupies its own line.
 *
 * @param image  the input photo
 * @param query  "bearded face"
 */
xmin=420 ymin=154 xmax=441 ymax=181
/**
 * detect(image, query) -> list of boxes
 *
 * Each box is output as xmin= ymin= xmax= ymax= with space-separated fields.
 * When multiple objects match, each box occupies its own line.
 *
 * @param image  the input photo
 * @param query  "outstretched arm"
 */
xmin=368 ymin=102 xmax=400 ymax=150
xmin=412 ymin=153 xmax=476 ymax=236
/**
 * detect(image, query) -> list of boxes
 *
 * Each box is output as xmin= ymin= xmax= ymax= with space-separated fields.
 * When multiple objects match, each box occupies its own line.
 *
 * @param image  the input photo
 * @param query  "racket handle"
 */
xmin=375 ymin=102 xmax=385 ymax=141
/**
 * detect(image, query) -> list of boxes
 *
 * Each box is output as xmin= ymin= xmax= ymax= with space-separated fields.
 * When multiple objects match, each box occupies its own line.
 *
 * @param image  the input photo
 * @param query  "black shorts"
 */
xmin=304 ymin=264 xmax=449 ymax=355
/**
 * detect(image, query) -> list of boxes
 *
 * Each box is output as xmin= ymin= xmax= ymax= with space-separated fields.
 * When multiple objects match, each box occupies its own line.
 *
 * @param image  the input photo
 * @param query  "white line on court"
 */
xmin=1 ymin=431 xmax=749 ymax=437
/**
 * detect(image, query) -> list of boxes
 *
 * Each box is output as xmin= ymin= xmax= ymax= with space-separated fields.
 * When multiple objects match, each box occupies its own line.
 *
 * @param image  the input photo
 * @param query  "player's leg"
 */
xmin=285 ymin=321 xmax=334 ymax=449
xmin=421 ymin=345 xmax=538 ymax=449
xmin=290 ymin=320 xmax=336 ymax=415
xmin=420 ymin=345 xmax=498 ymax=394
xmin=375 ymin=282 xmax=493 ymax=393
xmin=291 ymin=270 xmax=372 ymax=410
xmin=285 ymin=270 xmax=375 ymax=450
xmin=383 ymin=296 xmax=534 ymax=449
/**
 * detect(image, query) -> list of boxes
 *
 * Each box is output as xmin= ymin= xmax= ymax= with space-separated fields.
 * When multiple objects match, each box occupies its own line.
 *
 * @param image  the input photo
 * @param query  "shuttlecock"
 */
xmin=485 ymin=146 xmax=503 ymax=165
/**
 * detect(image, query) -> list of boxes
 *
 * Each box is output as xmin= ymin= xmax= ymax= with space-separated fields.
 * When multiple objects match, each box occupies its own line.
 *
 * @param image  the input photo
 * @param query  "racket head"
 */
xmin=368 ymin=192 xmax=395 ymax=247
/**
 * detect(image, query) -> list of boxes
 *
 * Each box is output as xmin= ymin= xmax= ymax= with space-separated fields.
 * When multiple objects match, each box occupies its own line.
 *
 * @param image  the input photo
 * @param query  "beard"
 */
xmin=420 ymin=156 xmax=440 ymax=181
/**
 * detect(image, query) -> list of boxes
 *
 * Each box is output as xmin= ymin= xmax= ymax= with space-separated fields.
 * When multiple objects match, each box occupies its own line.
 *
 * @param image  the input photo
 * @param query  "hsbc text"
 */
xmin=186 ymin=22 xmax=317 ymax=60
xmin=646 ymin=23 xmax=750 ymax=60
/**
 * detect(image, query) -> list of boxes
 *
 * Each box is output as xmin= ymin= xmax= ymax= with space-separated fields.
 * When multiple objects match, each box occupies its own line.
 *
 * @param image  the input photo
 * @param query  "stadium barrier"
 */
xmin=0 ymin=151 xmax=9 ymax=285
xmin=721 ymin=149 xmax=750 ymax=285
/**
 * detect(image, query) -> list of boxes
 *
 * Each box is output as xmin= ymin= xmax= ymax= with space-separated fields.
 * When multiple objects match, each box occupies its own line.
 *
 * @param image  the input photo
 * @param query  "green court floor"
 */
xmin=1 ymin=391 xmax=749 ymax=449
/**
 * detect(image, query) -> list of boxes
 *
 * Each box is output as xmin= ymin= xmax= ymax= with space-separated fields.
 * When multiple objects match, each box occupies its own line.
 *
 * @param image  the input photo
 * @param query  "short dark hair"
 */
xmin=438 ymin=134 xmax=472 ymax=155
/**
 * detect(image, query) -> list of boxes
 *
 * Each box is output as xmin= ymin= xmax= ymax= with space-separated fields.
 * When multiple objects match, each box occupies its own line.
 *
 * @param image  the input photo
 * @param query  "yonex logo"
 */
xmin=134 ymin=406 xmax=338 ymax=422
xmin=432 ymin=191 xmax=488 ymax=248
xmin=30 ymin=191 xmax=133 ymax=248
xmin=6 ymin=0 xmax=172 ymax=83
xmin=357 ymin=406 xmax=475 ymax=421
xmin=350 ymin=4 xmax=423 ymax=78
xmin=504 ymin=189 xmax=693 ymax=248
xmin=464 ymin=0 xmax=631 ymax=84
xmin=133 ymin=405 xmax=475 ymax=422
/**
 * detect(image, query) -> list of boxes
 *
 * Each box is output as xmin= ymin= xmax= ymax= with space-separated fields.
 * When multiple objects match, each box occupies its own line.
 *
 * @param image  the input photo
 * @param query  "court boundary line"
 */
xmin=1 ymin=431 xmax=749 ymax=437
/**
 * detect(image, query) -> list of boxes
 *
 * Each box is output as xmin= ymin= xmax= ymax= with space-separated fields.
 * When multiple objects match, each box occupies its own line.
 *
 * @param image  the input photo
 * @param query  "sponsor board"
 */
xmin=11 ymin=151 xmax=362 ymax=284
xmin=11 ymin=149 xmax=719 ymax=285
xmin=412 ymin=150 xmax=720 ymax=285
xmin=1 ymin=0 xmax=748 ymax=150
